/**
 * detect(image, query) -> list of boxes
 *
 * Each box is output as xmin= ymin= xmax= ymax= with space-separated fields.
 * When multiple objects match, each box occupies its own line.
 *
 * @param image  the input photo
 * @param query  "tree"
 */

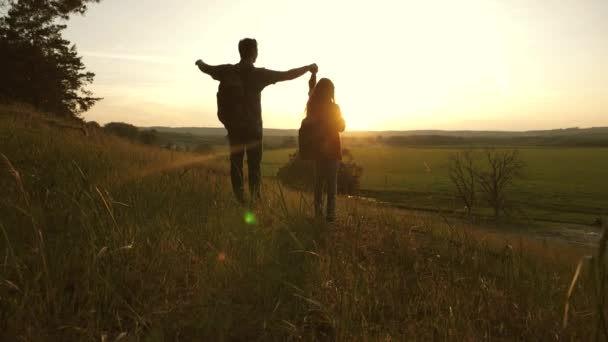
xmin=0 ymin=0 xmax=102 ymax=118
xmin=448 ymin=148 xmax=526 ymax=219
xmin=475 ymin=149 xmax=525 ymax=219
xmin=448 ymin=149 xmax=478 ymax=217
xmin=103 ymin=122 xmax=138 ymax=140
xmin=138 ymin=129 xmax=158 ymax=145
xmin=2 ymin=0 xmax=101 ymax=18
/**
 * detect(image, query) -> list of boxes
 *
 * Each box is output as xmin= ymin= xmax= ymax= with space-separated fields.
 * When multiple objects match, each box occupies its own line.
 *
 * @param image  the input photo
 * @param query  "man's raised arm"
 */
xmin=271 ymin=64 xmax=318 ymax=83
xmin=195 ymin=59 xmax=226 ymax=81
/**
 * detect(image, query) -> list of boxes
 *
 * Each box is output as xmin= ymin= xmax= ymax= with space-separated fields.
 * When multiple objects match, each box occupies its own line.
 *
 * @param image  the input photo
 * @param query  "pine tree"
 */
xmin=0 ymin=0 xmax=102 ymax=118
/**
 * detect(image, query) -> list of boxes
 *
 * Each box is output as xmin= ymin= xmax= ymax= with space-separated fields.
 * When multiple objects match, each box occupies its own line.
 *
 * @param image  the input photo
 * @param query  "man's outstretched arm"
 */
xmin=195 ymin=59 xmax=226 ymax=80
xmin=271 ymin=64 xmax=318 ymax=83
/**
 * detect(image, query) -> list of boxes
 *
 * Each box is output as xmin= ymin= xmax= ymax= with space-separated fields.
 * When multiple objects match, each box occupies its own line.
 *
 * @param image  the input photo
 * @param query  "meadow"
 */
xmin=263 ymin=146 xmax=608 ymax=225
xmin=0 ymin=105 xmax=606 ymax=340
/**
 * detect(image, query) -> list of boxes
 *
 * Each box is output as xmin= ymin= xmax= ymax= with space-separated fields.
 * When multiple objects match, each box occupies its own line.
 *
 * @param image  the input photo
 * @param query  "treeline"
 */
xmin=102 ymin=123 xmax=302 ymax=153
xmin=103 ymin=122 xmax=159 ymax=145
xmin=102 ymin=122 xmax=213 ymax=152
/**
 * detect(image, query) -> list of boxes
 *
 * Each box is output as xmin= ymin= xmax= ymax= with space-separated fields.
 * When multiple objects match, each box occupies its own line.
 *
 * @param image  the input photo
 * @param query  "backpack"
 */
xmin=298 ymin=73 xmax=318 ymax=160
xmin=298 ymin=118 xmax=319 ymax=160
xmin=216 ymin=66 xmax=250 ymax=130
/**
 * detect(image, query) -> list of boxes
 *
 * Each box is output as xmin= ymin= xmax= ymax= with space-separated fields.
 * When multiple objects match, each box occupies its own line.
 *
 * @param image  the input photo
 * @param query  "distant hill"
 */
xmin=344 ymin=127 xmax=608 ymax=138
xmin=140 ymin=125 xmax=608 ymax=148
xmin=146 ymin=127 xmax=227 ymax=136
xmin=145 ymin=126 xmax=608 ymax=139
xmin=146 ymin=126 xmax=300 ymax=137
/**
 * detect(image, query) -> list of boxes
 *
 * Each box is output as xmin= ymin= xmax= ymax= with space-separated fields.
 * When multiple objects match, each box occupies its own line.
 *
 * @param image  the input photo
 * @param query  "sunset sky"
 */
xmin=65 ymin=0 xmax=608 ymax=131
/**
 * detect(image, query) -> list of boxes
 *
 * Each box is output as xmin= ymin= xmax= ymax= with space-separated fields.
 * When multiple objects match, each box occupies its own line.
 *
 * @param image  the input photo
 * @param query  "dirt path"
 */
xmin=349 ymin=194 xmax=602 ymax=250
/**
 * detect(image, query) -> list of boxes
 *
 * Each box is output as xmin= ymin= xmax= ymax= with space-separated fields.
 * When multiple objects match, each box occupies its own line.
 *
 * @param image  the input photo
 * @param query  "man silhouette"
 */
xmin=196 ymin=38 xmax=317 ymax=204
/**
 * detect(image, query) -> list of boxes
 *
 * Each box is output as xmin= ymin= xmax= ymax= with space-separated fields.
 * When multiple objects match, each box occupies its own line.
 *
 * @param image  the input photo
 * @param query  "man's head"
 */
xmin=238 ymin=38 xmax=258 ymax=63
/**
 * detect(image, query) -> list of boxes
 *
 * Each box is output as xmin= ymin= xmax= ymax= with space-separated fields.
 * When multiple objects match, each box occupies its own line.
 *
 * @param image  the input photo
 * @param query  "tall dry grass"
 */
xmin=0 ymin=105 xmax=604 ymax=340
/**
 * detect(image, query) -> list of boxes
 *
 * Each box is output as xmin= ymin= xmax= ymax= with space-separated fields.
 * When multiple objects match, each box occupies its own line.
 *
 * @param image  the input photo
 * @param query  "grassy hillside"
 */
xmin=0 ymin=104 xmax=604 ymax=340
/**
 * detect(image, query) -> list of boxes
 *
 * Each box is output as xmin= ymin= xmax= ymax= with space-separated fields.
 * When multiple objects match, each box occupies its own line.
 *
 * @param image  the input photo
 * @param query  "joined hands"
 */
xmin=309 ymin=63 xmax=318 ymax=74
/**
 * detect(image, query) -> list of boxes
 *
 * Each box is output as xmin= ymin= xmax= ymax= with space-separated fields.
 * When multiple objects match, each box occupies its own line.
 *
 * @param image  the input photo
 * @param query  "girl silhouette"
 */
xmin=301 ymin=77 xmax=346 ymax=221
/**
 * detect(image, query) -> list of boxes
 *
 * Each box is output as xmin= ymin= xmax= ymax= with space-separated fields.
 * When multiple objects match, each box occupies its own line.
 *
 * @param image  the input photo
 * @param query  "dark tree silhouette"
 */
xmin=475 ymin=149 xmax=525 ymax=219
xmin=0 ymin=0 xmax=102 ymax=118
xmin=448 ymin=149 xmax=478 ymax=217
xmin=139 ymin=129 xmax=159 ymax=145
xmin=1 ymin=0 xmax=101 ymax=18
xmin=103 ymin=122 xmax=138 ymax=140
xmin=449 ymin=148 xmax=526 ymax=219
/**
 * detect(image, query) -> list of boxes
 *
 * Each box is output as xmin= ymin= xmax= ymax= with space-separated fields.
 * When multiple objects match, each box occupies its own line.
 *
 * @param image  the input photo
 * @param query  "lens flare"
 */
xmin=217 ymin=252 xmax=226 ymax=262
xmin=244 ymin=211 xmax=257 ymax=225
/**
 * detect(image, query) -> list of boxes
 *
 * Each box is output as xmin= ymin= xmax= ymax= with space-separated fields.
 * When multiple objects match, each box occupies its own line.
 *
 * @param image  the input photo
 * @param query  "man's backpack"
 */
xmin=216 ymin=66 xmax=250 ymax=130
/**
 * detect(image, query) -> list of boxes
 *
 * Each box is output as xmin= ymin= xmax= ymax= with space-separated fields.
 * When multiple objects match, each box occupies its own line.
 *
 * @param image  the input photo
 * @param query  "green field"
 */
xmin=263 ymin=146 xmax=608 ymax=224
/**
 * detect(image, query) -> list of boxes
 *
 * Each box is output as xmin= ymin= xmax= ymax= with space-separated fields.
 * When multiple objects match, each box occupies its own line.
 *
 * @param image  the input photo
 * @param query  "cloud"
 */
xmin=80 ymin=51 xmax=182 ymax=65
xmin=82 ymin=99 xmax=216 ymax=127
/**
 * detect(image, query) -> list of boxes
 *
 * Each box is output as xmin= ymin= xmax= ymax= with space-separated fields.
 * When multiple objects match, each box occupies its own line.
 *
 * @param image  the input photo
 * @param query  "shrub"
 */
xmin=277 ymin=149 xmax=363 ymax=195
xmin=139 ymin=129 xmax=159 ymax=145
xmin=103 ymin=122 xmax=139 ymax=140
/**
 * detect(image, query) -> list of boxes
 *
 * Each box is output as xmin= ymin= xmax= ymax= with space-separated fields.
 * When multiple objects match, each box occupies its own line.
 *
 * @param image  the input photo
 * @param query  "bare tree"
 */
xmin=475 ymin=149 xmax=525 ymax=219
xmin=448 ymin=149 xmax=478 ymax=217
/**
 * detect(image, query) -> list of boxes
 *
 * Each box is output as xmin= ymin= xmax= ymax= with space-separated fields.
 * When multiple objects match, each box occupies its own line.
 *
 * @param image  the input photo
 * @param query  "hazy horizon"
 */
xmin=65 ymin=0 xmax=608 ymax=131
xmin=140 ymin=124 xmax=607 ymax=134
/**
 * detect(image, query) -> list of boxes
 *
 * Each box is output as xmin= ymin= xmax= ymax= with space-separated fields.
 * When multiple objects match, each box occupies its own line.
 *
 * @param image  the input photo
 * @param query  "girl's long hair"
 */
xmin=306 ymin=78 xmax=335 ymax=118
